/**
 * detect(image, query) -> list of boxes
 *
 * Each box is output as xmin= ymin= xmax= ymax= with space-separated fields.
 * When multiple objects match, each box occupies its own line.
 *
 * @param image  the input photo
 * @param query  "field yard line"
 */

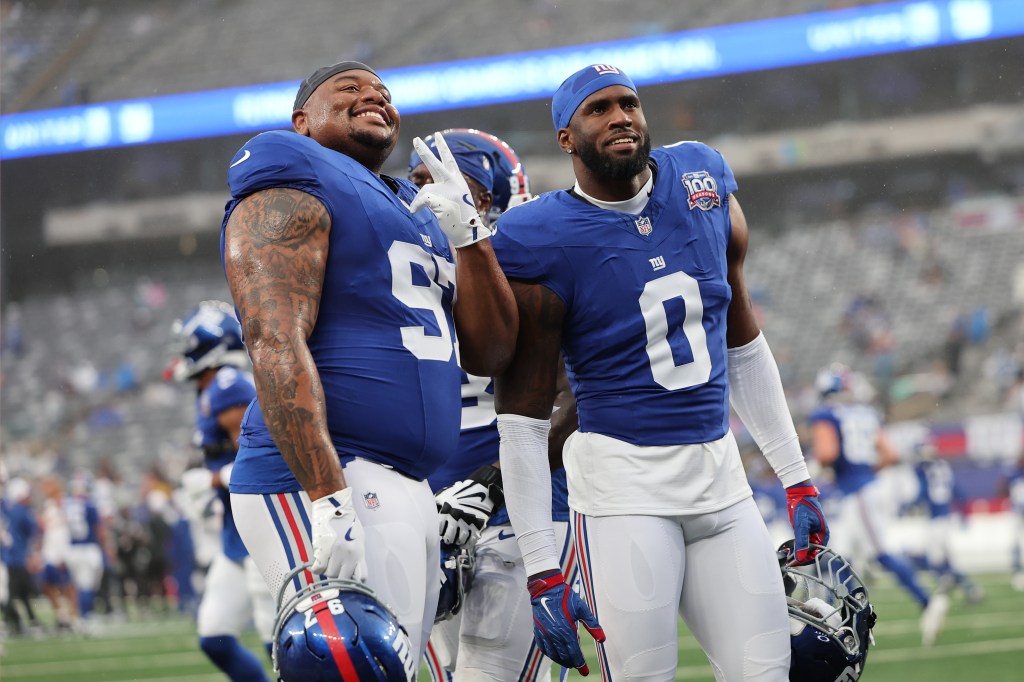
xmin=0 ymin=651 xmax=204 ymax=676
xmin=874 ymin=609 xmax=1024 ymax=635
xmin=869 ymin=637 xmax=1024 ymax=663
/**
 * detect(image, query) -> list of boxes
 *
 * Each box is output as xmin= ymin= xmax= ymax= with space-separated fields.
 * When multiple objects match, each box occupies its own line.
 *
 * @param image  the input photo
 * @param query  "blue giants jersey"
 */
xmin=428 ymin=371 xmax=570 ymax=524
xmin=492 ymin=142 xmax=736 ymax=446
xmin=223 ymin=131 xmax=461 ymax=493
xmin=808 ymin=402 xmax=882 ymax=495
xmin=64 ymin=497 xmax=100 ymax=545
xmin=913 ymin=459 xmax=956 ymax=518
xmin=197 ymin=366 xmax=256 ymax=560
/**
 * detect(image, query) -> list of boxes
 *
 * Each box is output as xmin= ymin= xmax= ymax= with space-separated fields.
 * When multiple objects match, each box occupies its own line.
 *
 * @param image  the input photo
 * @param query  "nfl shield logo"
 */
xmin=363 ymin=492 xmax=380 ymax=510
xmin=635 ymin=216 xmax=653 ymax=236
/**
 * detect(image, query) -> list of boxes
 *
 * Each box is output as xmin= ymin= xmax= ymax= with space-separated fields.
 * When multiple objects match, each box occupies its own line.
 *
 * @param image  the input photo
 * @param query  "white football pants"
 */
xmin=424 ymin=520 xmax=573 ymax=681
xmin=573 ymin=497 xmax=790 ymax=681
xmin=231 ymin=458 xmax=441 ymax=664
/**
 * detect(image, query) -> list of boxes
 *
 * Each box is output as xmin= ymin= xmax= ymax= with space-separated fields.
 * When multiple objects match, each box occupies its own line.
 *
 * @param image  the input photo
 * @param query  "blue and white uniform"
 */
xmin=493 ymin=142 xmax=789 ymax=681
xmin=187 ymin=365 xmax=275 ymax=682
xmin=809 ymin=401 xmax=931 ymax=608
xmin=912 ymin=457 xmax=979 ymax=594
xmin=64 ymin=494 xmax=104 ymax=616
xmin=225 ymin=130 xmax=461 ymax=660
xmin=1007 ymin=464 xmax=1024 ymax=579
xmin=196 ymin=367 xmax=255 ymax=562
xmin=425 ymin=371 xmax=572 ymax=682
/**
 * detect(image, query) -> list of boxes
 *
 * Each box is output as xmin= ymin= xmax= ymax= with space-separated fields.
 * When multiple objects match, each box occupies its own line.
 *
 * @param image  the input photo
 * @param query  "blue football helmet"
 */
xmin=274 ymin=566 xmax=417 ymax=681
xmin=814 ymin=363 xmax=854 ymax=398
xmin=435 ymin=542 xmax=476 ymax=623
xmin=413 ymin=129 xmax=532 ymax=222
xmin=169 ymin=300 xmax=248 ymax=381
xmin=778 ymin=542 xmax=876 ymax=682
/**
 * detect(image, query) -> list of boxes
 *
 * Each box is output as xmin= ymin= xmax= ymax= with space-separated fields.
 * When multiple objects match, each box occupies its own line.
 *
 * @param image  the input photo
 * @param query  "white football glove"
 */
xmin=310 ymin=488 xmax=368 ymax=581
xmin=409 ymin=132 xmax=492 ymax=248
xmin=436 ymin=465 xmax=504 ymax=546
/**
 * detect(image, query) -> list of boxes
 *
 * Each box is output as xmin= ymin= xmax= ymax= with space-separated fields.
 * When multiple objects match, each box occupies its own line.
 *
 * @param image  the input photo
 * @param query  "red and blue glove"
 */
xmin=785 ymin=484 xmax=830 ymax=564
xmin=527 ymin=570 xmax=605 ymax=676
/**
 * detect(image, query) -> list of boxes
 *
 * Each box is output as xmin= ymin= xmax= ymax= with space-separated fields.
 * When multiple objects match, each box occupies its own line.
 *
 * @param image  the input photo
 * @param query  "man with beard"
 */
xmin=490 ymin=64 xmax=829 ymax=680
xmin=221 ymin=62 xmax=517 ymax=667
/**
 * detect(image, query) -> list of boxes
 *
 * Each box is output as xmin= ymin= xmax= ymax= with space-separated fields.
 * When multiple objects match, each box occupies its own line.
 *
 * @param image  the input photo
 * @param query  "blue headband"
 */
xmin=408 ymin=137 xmax=494 ymax=191
xmin=551 ymin=64 xmax=637 ymax=131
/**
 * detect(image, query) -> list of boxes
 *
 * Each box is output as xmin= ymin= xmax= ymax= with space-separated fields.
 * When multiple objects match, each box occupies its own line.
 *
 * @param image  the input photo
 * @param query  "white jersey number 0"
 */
xmin=639 ymin=271 xmax=712 ymax=390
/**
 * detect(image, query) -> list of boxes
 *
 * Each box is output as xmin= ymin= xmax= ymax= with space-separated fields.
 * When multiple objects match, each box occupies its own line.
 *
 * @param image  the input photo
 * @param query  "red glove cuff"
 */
xmin=528 ymin=570 xmax=565 ymax=598
xmin=785 ymin=484 xmax=819 ymax=499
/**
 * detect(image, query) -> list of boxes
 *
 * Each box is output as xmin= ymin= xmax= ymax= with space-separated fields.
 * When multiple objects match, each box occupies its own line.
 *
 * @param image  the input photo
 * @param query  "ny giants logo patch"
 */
xmin=635 ymin=216 xmax=652 ymax=236
xmin=681 ymin=170 xmax=720 ymax=211
xmin=363 ymin=492 xmax=380 ymax=510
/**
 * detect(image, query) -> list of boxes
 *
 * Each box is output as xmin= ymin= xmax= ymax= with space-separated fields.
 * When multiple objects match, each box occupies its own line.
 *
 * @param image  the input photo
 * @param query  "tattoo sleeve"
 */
xmin=223 ymin=188 xmax=344 ymax=500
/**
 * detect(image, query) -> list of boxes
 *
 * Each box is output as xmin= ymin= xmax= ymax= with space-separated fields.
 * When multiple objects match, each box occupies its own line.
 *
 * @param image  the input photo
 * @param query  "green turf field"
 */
xmin=2 ymin=572 xmax=1022 ymax=681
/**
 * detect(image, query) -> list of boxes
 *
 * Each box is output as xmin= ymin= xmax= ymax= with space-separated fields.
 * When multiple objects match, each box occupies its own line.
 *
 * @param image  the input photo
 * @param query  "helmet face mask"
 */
xmin=169 ymin=300 xmax=248 ymax=381
xmin=435 ymin=543 xmax=476 ymax=623
xmin=778 ymin=542 xmax=877 ymax=682
xmin=273 ymin=566 xmax=417 ymax=682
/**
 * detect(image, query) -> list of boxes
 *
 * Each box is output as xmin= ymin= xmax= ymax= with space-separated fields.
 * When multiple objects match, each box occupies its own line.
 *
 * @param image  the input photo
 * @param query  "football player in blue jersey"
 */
xmin=908 ymin=443 xmax=983 ymax=603
xmin=409 ymin=130 xmax=578 ymax=682
xmin=221 ymin=61 xmax=518 ymax=670
xmin=172 ymin=301 xmax=275 ymax=681
xmin=999 ymin=454 xmax=1024 ymax=591
xmin=63 ymin=471 xmax=109 ymax=633
xmin=809 ymin=363 xmax=949 ymax=646
xmin=491 ymin=64 xmax=829 ymax=680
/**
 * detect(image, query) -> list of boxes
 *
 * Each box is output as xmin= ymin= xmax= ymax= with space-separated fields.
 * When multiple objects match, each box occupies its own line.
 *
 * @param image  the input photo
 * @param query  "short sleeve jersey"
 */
xmin=222 ymin=131 xmax=461 ymax=492
xmin=914 ymin=459 xmax=955 ymax=518
xmin=64 ymin=497 xmax=100 ymax=545
xmin=492 ymin=142 xmax=737 ymax=446
xmin=808 ymin=402 xmax=882 ymax=495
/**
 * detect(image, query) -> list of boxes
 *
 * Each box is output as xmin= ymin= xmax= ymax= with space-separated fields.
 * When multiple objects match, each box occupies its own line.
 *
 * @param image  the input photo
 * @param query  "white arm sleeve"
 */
xmin=497 ymin=413 xmax=560 ymax=576
xmin=727 ymin=332 xmax=810 ymax=488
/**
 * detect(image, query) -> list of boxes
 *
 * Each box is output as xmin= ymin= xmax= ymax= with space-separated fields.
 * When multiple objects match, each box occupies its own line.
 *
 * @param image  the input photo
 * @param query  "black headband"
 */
xmin=293 ymin=61 xmax=378 ymax=111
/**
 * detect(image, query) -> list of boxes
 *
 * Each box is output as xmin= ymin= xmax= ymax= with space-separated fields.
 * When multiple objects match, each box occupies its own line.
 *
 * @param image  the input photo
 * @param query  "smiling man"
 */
xmin=219 ymin=61 xmax=517 ymax=672
xmin=490 ymin=64 xmax=829 ymax=680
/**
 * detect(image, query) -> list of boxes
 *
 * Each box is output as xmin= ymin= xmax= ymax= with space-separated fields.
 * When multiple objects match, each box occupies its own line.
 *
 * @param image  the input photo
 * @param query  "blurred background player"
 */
xmin=63 ymin=470 xmax=110 ymax=633
xmin=37 ymin=477 xmax=78 ymax=632
xmin=409 ymin=130 xmax=576 ymax=681
xmin=1000 ymin=453 xmax=1024 ymax=591
xmin=809 ymin=362 xmax=949 ymax=645
xmin=907 ymin=442 xmax=983 ymax=603
xmin=2 ymin=477 xmax=42 ymax=636
xmin=171 ymin=301 xmax=275 ymax=681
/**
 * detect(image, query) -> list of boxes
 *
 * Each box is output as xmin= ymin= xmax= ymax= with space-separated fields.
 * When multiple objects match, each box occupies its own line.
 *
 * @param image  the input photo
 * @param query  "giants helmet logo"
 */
xmin=682 ymin=171 xmax=720 ymax=211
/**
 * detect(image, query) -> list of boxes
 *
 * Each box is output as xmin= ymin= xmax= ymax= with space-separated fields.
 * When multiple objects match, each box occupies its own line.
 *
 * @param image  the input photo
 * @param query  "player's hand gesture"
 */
xmin=785 ymin=483 xmax=830 ymax=564
xmin=310 ymin=488 xmax=368 ymax=581
xmin=528 ymin=570 xmax=605 ymax=676
xmin=409 ymin=132 xmax=492 ymax=248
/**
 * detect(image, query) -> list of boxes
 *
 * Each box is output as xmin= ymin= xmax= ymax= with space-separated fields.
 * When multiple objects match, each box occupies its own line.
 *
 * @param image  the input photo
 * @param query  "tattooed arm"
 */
xmin=223 ymin=187 xmax=346 ymax=501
